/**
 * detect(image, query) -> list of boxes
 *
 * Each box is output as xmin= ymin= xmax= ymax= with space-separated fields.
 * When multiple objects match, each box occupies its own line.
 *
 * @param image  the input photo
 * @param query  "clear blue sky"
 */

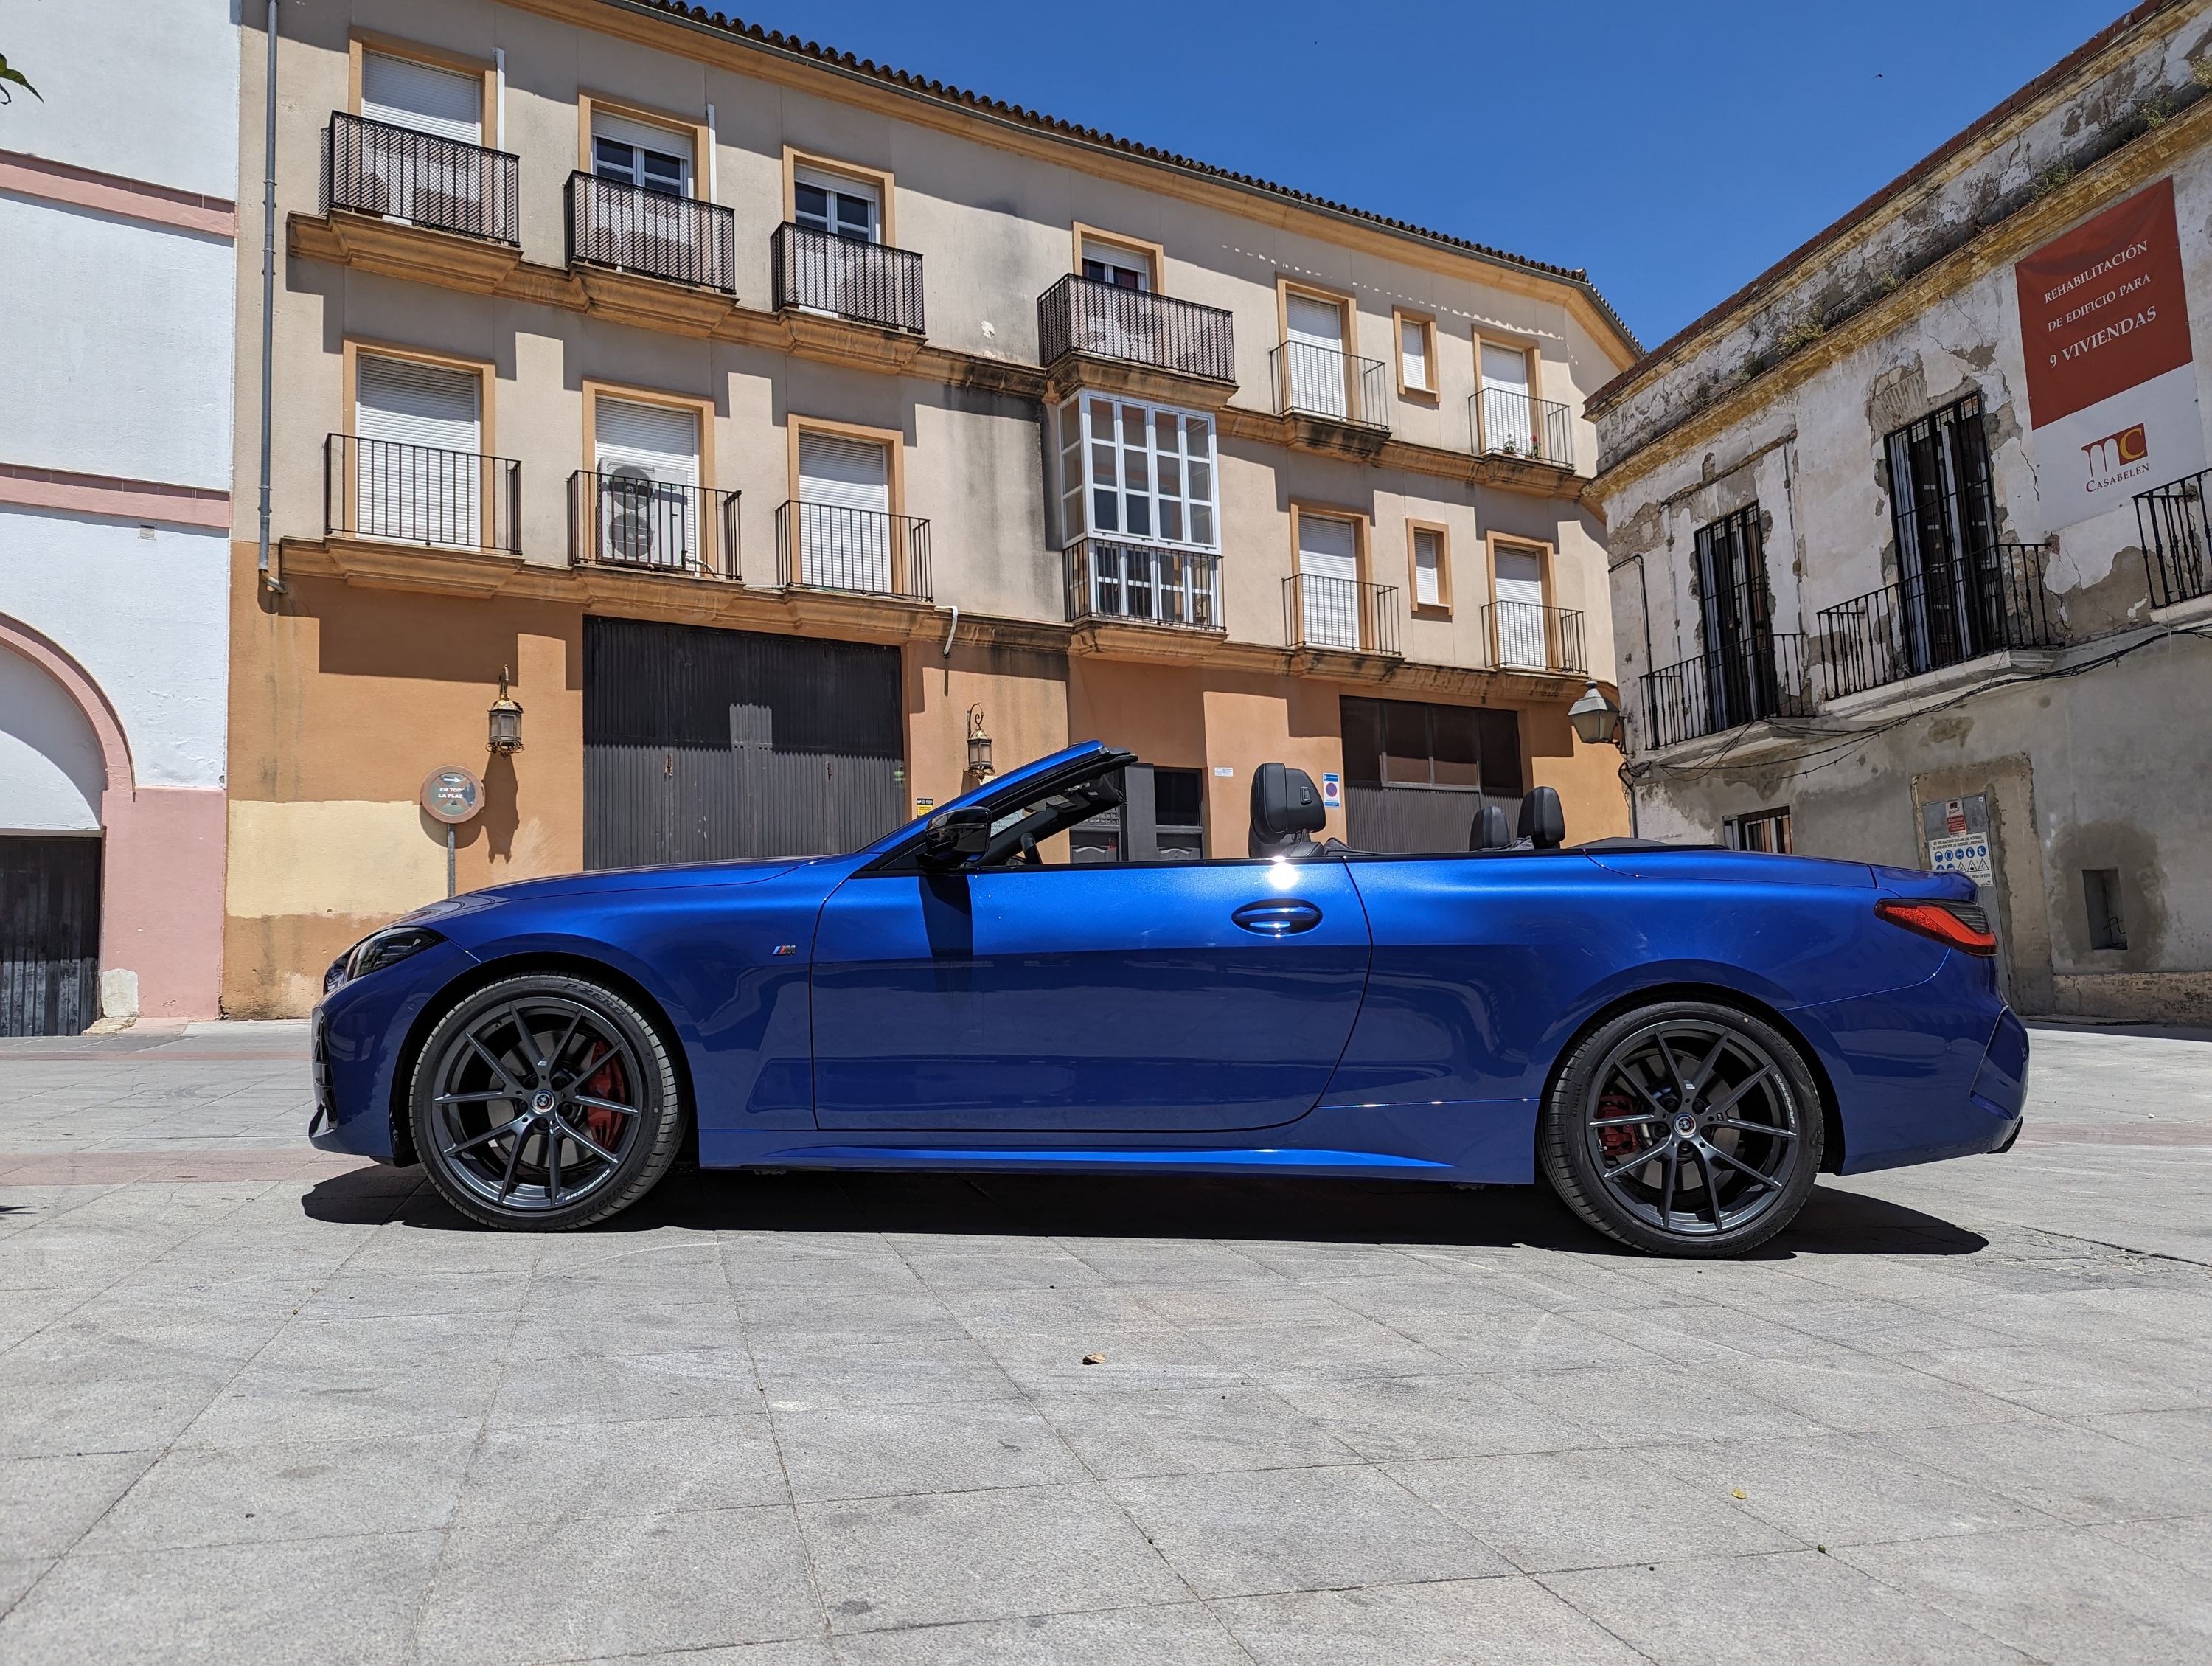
xmin=739 ymin=0 xmax=2129 ymax=350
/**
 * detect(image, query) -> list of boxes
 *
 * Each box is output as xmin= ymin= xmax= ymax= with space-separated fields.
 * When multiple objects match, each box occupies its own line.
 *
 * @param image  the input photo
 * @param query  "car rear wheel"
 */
xmin=1540 ymin=1000 xmax=1823 ymax=1257
xmin=408 ymin=973 xmax=684 ymax=1232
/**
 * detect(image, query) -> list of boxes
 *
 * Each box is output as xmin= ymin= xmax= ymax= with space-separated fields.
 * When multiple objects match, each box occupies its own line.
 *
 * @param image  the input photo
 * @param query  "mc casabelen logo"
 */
xmin=2082 ymin=422 xmax=2149 ymax=478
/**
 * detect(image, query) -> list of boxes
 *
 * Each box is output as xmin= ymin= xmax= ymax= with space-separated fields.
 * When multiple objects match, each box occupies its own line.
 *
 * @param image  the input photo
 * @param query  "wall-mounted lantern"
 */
xmin=1568 ymin=680 xmax=1624 ymax=749
xmin=965 ymin=703 xmax=993 ymax=777
xmin=488 ymin=665 xmax=524 ymax=755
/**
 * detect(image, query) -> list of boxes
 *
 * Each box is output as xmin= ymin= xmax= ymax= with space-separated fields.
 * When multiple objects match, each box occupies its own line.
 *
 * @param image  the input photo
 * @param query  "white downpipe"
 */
xmin=494 ymin=49 xmax=506 ymax=148
xmin=705 ymin=102 xmax=717 ymax=199
xmin=256 ymin=0 xmax=281 ymax=591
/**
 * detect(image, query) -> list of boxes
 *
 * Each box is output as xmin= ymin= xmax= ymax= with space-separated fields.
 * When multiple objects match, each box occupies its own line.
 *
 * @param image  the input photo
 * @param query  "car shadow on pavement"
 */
xmin=300 ymin=1165 xmax=1986 ymax=1257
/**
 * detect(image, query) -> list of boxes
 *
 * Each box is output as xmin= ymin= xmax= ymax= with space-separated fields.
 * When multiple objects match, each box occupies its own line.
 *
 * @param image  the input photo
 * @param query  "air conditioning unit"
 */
xmin=598 ymin=467 xmax=693 ymax=569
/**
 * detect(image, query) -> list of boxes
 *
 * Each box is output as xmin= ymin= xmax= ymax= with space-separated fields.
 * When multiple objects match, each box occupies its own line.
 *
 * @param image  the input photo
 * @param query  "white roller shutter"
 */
xmin=1480 ymin=341 xmax=1531 ymax=395
xmin=1286 ymin=294 xmax=1347 ymax=419
xmin=592 ymin=399 xmax=700 ymax=570
xmin=798 ymin=430 xmax=891 ymax=590
xmin=1481 ymin=341 xmax=1535 ymax=455
xmin=1399 ymin=319 xmax=1430 ymax=392
xmin=1494 ymin=546 xmax=1547 ymax=668
xmin=1297 ymin=513 xmax=1360 ymax=648
xmin=353 ymin=355 xmax=481 ymax=545
xmin=361 ymin=52 xmax=482 ymax=145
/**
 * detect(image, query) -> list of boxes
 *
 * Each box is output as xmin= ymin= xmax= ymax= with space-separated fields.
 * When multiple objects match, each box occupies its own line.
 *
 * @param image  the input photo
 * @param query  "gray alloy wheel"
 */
xmin=408 ymin=973 xmax=683 ymax=1232
xmin=1540 ymin=1000 xmax=1824 ymax=1257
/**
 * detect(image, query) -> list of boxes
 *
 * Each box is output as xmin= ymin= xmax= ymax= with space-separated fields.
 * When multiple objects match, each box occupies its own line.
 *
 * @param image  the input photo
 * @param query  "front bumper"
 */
xmin=308 ymin=938 xmax=480 ymax=1163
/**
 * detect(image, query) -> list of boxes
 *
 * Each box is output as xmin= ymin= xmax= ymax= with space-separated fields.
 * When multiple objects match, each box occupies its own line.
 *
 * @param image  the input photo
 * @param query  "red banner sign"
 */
xmin=2015 ymin=177 xmax=2191 ymax=429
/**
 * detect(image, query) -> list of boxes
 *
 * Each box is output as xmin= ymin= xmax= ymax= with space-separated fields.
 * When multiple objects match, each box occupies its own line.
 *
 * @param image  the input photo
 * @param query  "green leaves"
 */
xmin=0 ymin=52 xmax=41 ymax=105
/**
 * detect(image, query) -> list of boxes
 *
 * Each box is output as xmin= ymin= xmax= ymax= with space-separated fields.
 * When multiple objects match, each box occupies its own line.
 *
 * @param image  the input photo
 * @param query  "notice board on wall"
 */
xmin=2014 ymin=177 xmax=2205 ymax=529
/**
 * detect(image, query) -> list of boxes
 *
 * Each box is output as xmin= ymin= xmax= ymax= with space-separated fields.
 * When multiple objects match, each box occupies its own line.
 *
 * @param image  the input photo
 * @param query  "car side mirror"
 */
xmin=920 ymin=805 xmax=992 ymax=864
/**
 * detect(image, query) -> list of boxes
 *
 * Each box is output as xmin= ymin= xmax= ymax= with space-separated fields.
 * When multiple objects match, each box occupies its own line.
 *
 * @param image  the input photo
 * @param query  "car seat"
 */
xmin=1249 ymin=763 xmax=1328 ymax=858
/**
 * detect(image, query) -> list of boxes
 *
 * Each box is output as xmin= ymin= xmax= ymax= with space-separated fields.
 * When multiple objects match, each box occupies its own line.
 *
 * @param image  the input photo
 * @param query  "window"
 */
xmin=591 ymin=111 xmax=691 ymax=196
xmin=2084 ymin=868 xmax=2127 ymax=950
xmin=1396 ymin=311 xmax=1435 ymax=395
xmin=1284 ymin=291 xmax=1349 ymax=420
xmin=353 ymin=352 xmax=481 ymax=546
xmin=1491 ymin=543 xmax=1547 ymax=667
xmin=1694 ymin=505 xmax=1781 ymax=727
xmin=1055 ymin=396 xmax=1216 ymax=549
xmin=1727 ymin=808 xmax=1793 ymax=853
xmin=1069 ymin=766 xmax=1206 ymax=863
xmin=1080 ymin=237 xmax=1150 ymax=291
xmin=1409 ymin=523 xmax=1448 ymax=611
xmin=593 ymin=396 xmax=700 ymax=568
xmin=794 ymin=164 xmax=878 ymax=242
xmin=1478 ymin=340 xmax=1535 ymax=454
xmin=1885 ymin=392 xmax=2001 ymax=669
xmin=1295 ymin=511 xmax=1362 ymax=648
xmin=796 ymin=427 xmax=894 ymax=590
xmin=1340 ymin=698 xmax=1523 ymax=795
xmin=361 ymin=50 xmax=481 ymax=144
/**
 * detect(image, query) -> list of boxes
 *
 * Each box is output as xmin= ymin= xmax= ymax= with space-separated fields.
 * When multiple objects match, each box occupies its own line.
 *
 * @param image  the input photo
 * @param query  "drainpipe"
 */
xmin=256 ymin=0 xmax=282 ymax=591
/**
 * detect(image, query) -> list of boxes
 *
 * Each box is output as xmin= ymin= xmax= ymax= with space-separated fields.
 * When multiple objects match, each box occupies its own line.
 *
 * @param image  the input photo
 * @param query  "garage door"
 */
xmin=583 ymin=617 xmax=905 ymax=868
xmin=0 ymin=836 xmax=101 ymax=1036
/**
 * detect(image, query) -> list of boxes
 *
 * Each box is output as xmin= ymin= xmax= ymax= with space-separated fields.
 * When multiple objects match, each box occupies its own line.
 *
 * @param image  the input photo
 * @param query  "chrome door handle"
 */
xmin=1233 ymin=898 xmax=1323 ymax=936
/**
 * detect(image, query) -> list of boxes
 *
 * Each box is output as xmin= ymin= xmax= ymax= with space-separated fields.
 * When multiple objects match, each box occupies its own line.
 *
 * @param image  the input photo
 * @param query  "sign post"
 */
xmin=419 ymin=766 xmax=484 ymax=898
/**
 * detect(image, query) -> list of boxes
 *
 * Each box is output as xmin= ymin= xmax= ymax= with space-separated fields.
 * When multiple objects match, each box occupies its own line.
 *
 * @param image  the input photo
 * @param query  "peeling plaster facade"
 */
xmin=1590 ymin=0 xmax=2212 ymax=1025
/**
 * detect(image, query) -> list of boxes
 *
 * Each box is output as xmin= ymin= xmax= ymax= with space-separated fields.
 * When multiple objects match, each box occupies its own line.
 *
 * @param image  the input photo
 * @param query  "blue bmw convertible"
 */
xmin=310 ymin=739 xmax=2028 ymax=1256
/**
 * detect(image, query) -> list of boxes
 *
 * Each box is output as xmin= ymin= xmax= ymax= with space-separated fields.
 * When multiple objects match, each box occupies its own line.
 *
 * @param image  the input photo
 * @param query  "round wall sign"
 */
xmin=420 ymin=766 xmax=484 ymax=825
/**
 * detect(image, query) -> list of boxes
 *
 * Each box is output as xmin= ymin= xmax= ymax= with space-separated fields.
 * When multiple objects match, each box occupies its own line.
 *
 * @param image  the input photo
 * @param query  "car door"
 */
xmin=810 ymin=858 xmax=1372 ymax=1132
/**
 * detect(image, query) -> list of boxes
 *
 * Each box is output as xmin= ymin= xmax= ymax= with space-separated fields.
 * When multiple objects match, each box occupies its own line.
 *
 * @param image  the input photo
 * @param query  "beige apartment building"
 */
xmin=226 ymin=0 xmax=1638 ymax=1014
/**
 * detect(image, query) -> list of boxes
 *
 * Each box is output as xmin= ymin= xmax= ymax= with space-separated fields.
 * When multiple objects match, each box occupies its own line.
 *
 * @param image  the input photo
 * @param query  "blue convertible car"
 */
xmin=310 ymin=740 xmax=2028 ymax=1256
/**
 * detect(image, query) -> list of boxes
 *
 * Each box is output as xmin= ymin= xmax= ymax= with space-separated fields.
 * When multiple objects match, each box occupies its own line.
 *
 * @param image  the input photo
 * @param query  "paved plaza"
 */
xmin=1 ymin=1018 xmax=2208 ymax=1665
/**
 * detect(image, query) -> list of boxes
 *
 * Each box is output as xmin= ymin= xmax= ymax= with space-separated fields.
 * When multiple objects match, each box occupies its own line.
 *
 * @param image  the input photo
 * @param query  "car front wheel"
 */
xmin=1540 ymin=1000 xmax=1823 ymax=1257
xmin=408 ymin=973 xmax=684 ymax=1232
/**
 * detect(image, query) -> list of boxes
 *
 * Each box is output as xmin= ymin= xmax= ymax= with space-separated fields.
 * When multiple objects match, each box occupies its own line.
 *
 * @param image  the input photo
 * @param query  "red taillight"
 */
xmin=1876 ymin=898 xmax=1998 ymax=956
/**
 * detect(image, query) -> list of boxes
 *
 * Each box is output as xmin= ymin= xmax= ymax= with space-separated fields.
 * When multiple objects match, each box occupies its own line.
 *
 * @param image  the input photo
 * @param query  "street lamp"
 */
xmin=488 ymin=665 xmax=524 ymax=755
xmin=965 ymin=703 xmax=993 ymax=777
xmin=1567 ymin=680 xmax=1623 ymax=749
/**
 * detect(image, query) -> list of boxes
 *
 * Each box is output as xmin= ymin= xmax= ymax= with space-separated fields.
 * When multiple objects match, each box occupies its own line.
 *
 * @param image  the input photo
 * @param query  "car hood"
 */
xmin=393 ymin=855 xmax=844 ymax=923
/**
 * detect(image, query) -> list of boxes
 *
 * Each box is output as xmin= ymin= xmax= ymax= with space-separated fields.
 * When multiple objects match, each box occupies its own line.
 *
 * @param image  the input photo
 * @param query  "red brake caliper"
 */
xmin=574 ymin=1043 xmax=627 ymax=1150
xmin=1596 ymin=1091 xmax=1641 ymax=1159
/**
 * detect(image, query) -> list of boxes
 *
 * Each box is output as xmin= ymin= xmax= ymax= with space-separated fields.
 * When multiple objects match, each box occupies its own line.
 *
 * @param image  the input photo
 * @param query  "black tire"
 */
xmin=1540 ymin=999 xmax=1824 ymax=1257
xmin=408 ymin=973 xmax=684 ymax=1232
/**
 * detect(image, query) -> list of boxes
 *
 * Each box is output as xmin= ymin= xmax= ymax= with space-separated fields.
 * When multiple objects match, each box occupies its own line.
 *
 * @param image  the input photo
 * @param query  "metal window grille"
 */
xmin=566 ymin=173 xmax=737 ymax=293
xmin=1284 ymin=573 xmax=1400 ymax=655
xmin=771 ymin=222 xmax=925 ymax=333
xmin=324 ymin=111 xmax=518 ymax=243
xmin=1481 ymin=600 xmax=1586 ymax=674
xmin=567 ymin=471 xmax=740 ymax=579
xmin=774 ymin=501 xmax=932 ymax=600
xmin=1036 ymin=276 xmax=1236 ymax=383
xmin=2135 ymin=468 xmax=2212 ymax=608
xmin=325 ymin=434 xmax=520 ymax=552
xmin=1271 ymin=341 xmax=1390 ymax=429
xmin=1472 ymin=386 xmax=1576 ymax=469
xmin=1064 ymin=539 xmax=1220 ymax=630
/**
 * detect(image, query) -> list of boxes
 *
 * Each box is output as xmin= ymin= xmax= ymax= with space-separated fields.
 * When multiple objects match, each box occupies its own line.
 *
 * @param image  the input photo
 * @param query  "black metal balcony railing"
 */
xmin=324 ymin=111 xmax=518 ymax=244
xmin=1473 ymin=386 xmax=1576 ymax=470
xmin=771 ymin=223 xmax=925 ymax=334
xmin=1272 ymin=341 xmax=1390 ymax=430
xmin=1483 ymin=600 xmax=1587 ymax=676
xmin=1036 ymin=276 xmax=1236 ymax=383
xmin=2135 ymin=469 xmax=2212 ymax=608
xmin=567 ymin=471 xmax=739 ymax=579
xmin=1641 ymin=634 xmax=1815 ymax=750
xmin=567 ymin=173 xmax=737 ymax=293
xmin=1065 ymin=540 xmax=1220 ymax=631
xmin=1818 ymin=543 xmax=2057 ymax=698
xmin=775 ymin=501 xmax=932 ymax=600
xmin=325 ymin=434 xmax=519 ymax=552
xmin=1283 ymin=573 xmax=1400 ymax=656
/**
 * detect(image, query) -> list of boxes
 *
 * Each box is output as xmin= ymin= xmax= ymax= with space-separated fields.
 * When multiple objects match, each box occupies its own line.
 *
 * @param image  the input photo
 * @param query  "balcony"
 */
xmin=1482 ymin=600 xmax=1586 ymax=676
xmin=1472 ymin=386 xmax=1575 ymax=470
xmin=567 ymin=173 xmax=736 ymax=293
xmin=1271 ymin=341 xmax=1389 ymax=431
xmin=1641 ymin=634 xmax=1815 ymax=750
xmin=324 ymin=111 xmax=518 ymax=245
xmin=775 ymin=501 xmax=931 ymax=600
xmin=1065 ymin=540 xmax=1220 ymax=631
xmin=1284 ymin=573 xmax=1399 ymax=656
xmin=568 ymin=471 xmax=739 ymax=580
xmin=1037 ymin=276 xmax=1236 ymax=384
xmin=771 ymin=223 xmax=924 ymax=334
xmin=325 ymin=434 xmax=519 ymax=552
xmin=2135 ymin=469 xmax=2212 ymax=608
xmin=1817 ymin=544 xmax=2056 ymax=698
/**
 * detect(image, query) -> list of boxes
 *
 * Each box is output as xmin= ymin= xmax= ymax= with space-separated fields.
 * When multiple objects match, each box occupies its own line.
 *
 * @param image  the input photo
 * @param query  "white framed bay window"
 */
xmin=1057 ymin=395 xmax=1221 ymax=629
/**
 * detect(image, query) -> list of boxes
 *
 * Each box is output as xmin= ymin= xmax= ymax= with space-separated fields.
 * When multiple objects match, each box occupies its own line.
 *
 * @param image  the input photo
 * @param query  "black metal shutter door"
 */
xmin=584 ymin=617 xmax=904 ymax=869
xmin=0 ymin=836 xmax=102 ymax=1037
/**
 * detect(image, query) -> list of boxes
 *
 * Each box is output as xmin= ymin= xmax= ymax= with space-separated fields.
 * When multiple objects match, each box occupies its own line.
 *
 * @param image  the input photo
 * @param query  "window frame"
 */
xmin=576 ymin=93 xmax=709 ymax=200
xmin=1405 ymin=519 xmax=1452 ymax=617
xmin=783 ymin=148 xmax=897 ymax=243
xmin=1070 ymin=223 xmax=1163 ymax=291
xmin=787 ymin=414 xmax=905 ymax=520
xmin=1725 ymin=807 xmax=1794 ymax=854
xmin=347 ymin=32 xmax=497 ymax=136
xmin=1054 ymin=394 xmax=1220 ymax=552
xmin=582 ymin=379 xmax=716 ymax=490
xmin=1393 ymin=308 xmax=1439 ymax=400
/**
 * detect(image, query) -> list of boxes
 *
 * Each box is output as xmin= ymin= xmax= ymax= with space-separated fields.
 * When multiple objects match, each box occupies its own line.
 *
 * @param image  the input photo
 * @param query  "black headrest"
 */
xmin=1250 ymin=763 xmax=1326 ymax=854
xmin=1517 ymin=786 xmax=1565 ymax=850
xmin=1470 ymin=804 xmax=1513 ymax=850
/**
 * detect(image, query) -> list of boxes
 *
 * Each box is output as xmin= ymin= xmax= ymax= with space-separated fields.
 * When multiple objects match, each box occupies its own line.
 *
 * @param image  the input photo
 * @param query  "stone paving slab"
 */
xmin=0 ymin=1021 xmax=2207 ymax=1662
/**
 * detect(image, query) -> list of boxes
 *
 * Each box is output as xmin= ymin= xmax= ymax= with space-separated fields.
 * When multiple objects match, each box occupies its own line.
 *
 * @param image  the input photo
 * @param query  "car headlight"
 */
xmin=327 ymin=925 xmax=446 ymax=992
